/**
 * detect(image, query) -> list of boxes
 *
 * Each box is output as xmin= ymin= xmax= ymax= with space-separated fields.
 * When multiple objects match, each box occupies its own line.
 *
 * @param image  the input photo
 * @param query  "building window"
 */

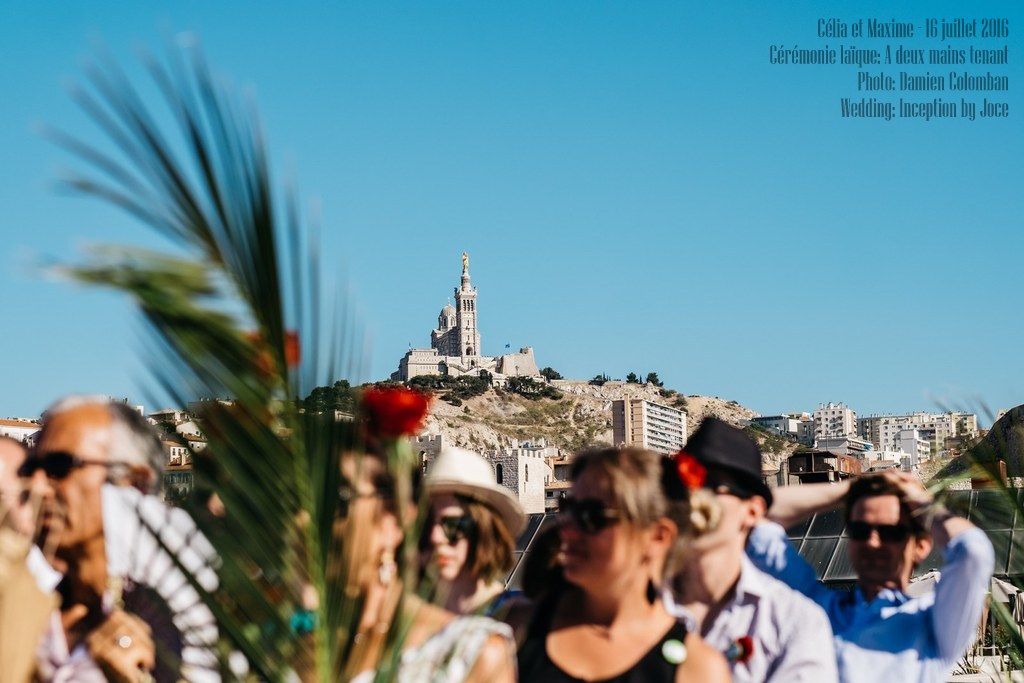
xmin=525 ymin=464 xmax=529 ymax=482
xmin=496 ymin=463 xmax=504 ymax=485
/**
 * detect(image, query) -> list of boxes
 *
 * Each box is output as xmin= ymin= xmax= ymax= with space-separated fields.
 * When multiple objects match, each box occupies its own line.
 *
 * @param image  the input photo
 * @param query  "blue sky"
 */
xmin=1 ymin=2 xmax=1021 ymax=424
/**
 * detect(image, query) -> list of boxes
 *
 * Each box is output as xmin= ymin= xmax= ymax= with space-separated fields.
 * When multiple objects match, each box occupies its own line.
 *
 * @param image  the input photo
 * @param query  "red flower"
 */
xmin=673 ymin=451 xmax=706 ymax=489
xmin=245 ymin=329 xmax=301 ymax=375
xmin=361 ymin=386 xmax=430 ymax=437
xmin=725 ymin=635 xmax=755 ymax=664
xmin=284 ymin=330 xmax=301 ymax=369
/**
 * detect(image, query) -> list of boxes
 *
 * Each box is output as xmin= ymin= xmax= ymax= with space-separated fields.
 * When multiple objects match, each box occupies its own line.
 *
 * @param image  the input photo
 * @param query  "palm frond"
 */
xmin=55 ymin=41 xmax=369 ymax=680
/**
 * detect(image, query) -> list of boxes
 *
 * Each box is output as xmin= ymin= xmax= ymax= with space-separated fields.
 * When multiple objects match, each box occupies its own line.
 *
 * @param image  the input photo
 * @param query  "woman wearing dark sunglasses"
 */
xmin=422 ymin=447 xmax=525 ymax=616
xmin=516 ymin=446 xmax=729 ymax=682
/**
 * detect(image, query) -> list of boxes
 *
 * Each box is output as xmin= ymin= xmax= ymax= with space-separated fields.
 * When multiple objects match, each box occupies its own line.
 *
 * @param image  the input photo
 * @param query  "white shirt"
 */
xmin=666 ymin=556 xmax=838 ymax=683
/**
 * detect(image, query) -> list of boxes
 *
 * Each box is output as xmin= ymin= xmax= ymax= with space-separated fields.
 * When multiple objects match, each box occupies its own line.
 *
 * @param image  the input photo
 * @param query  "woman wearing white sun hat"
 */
xmin=423 ymin=447 xmax=526 ymax=616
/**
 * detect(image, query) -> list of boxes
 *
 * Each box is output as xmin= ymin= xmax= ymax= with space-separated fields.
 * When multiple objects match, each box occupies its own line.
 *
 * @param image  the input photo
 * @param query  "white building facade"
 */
xmin=860 ymin=411 xmax=978 ymax=458
xmin=814 ymin=402 xmax=858 ymax=440
xmin=0 ymin=418 xmax=40 ymax=443
xmin=750 ymin=413 xmax=807 ymax=438
xmin=894 ymin=428 xmax=930 ymax=468
xmin=418 ymin=435 xmax=552 ymax=514
xmin=612 ymin=399 xmax=688 ymax=455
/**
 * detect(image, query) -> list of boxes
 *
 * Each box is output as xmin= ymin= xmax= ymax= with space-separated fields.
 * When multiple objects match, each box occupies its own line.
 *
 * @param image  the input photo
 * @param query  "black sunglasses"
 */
xmin=18 ymin=451 xmax=129 ymax=480
xmin=558 ymin=496 xmax=621 ymax=534
xmin=435 ymin=514 xmax=476 ymax=545
xmin=846 ymin=521 xmax=911 ymax=543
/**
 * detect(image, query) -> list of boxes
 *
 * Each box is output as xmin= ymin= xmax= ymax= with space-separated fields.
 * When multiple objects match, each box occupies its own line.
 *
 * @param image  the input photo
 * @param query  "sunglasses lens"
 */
xmin=847 ymin=521 xmax=871 ymax=541
xmin=848 ymin=521 xmax=909 ymax=543
xmin=878 ymin=525 xmax=910 ymax=543
xmin=19 ymin=452 xmax=76 ymax=480
xmin=438 ymin=515 xmax=472 ymax=544
xmin=577 ymin=500 xmax=603 ymax=534
xmin=559 ymin=498 xmax=611 ymax=534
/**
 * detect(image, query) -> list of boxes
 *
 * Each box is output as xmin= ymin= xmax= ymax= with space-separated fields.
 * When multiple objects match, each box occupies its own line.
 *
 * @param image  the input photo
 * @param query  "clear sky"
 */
xmin=2 ymin=1 xmax=1021 ymax=424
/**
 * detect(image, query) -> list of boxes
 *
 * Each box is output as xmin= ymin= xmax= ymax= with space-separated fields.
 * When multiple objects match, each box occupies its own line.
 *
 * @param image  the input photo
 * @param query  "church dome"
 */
xmin=438 ymin=302 xmax=457 ymax=330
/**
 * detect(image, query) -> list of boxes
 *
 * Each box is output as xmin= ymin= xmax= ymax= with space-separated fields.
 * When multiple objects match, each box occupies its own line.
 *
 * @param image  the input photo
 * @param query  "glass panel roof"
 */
xmin=1009 ymin=531 xmax=1024 ymax=575
xmin=808 ymin=509 xmax=846 ymax=537
xmin=507 ymin=489 xmax=1024 ymax=590
xmin=800 ymin=538 xmax=839 ymax=577
xmin=970 ymin=490 xmax=1016 ymax=529
xmin=985 ymin=529 xmax=1012 ymax=576
xmin=770 ymin=488 xmax=1024 ymax=583
xmin=516 ymin=513 xmax=547 ymax=551
xmin=822 ymin=538 xmax=857 ymax=582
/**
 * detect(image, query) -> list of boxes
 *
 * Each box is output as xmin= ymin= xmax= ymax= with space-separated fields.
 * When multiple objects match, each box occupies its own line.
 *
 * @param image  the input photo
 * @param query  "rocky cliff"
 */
xmin=418 ymin=380 xmax=792 ymax=467
xmin=937 ymin=404 xmax=1024 ymax=479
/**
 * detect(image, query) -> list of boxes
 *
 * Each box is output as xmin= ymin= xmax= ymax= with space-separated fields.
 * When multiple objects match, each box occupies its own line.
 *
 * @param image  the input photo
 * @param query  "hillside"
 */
xmin=418 ymin=379 xmax=793 ymax=467
xmin=937 ymin=404 xmax=1024 ymax=479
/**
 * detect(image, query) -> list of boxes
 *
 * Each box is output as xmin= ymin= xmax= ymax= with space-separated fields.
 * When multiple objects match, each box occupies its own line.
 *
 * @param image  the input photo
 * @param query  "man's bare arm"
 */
xmin=766 ymin=480 xmax=852 ymax=528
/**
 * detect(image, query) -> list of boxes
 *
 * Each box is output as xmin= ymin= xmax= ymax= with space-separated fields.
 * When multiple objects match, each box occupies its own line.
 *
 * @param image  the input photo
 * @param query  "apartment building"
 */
xmin=814 ymin=402 xmax=858 ymax=440
xmin=859 ymin=411 xmax=979 ymax=457
xmin=612 ymin=398 xmax=688 ymax=455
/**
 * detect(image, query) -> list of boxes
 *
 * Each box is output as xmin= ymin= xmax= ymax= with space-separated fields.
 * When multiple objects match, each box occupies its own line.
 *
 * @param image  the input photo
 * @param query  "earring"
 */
xmin=379 ymin=549 xmax=397 ymax=585
xmin=646 ymin=578 xmax=659 ymax=605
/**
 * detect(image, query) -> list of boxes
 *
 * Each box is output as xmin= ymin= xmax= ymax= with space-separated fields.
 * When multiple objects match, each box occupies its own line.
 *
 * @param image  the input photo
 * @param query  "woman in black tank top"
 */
xmin=513 ymin=447 xmax=729 ymax=682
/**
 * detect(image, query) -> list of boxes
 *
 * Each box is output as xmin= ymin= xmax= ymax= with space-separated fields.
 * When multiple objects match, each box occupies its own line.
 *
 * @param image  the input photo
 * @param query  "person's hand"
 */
xmin=881 ymin=470 xmax=933 ymax=513
xmin=83 ymin=608 xmax=156 ymax=682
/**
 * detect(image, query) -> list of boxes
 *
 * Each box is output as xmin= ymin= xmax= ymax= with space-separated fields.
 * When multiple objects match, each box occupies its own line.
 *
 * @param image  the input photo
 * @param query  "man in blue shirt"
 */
xmin=747 ymin=471 xmax=994 ymax=683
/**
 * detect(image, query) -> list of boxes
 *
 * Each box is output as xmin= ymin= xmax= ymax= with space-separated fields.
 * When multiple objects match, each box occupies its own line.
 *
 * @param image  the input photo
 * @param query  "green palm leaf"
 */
xmin=51 ymin=42 xmax=371 ymax=680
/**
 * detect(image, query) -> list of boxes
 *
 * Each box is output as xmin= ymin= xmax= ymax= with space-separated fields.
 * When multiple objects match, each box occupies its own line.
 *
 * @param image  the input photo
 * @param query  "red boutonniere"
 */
xmin=361 ymin=386 xmax=430 ymax=438
xmin=672 ymin=450 xmax=706 ymax=489
xmin=725 ymin=635 xmax=754 ymax=665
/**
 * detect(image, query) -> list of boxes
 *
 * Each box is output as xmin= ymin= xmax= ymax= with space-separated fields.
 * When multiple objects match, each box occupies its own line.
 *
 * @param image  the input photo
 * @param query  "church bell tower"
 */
xmin=454 ymin=252 xmax=481 ymax=357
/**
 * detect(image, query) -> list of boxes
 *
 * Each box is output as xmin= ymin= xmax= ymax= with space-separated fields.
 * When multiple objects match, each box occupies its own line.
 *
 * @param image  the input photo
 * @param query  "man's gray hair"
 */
xmin=45 ymin=395 xmax=166 ymax=492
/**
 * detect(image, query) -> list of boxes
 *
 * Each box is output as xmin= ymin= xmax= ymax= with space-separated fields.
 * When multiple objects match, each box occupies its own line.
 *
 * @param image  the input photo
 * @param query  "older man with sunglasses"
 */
xmin=664 ymin=418 xmax=837 ymax=682
xmin=25 ymin=396 xmax=218 ymax=683
xmin=747 ymin=470 xmax=995 ymax=683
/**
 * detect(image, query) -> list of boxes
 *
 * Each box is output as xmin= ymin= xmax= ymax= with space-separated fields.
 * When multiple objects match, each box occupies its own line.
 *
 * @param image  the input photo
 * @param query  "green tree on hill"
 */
xmin=540 ymin=367 xmax=562 ymax=381
xmin=302 ymin=380 xmax=355 ymax=414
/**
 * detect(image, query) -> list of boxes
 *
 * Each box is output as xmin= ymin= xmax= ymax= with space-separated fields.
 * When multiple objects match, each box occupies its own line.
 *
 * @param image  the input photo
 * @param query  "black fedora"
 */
xmin=683 ymin=418 xmax=773 ymax=506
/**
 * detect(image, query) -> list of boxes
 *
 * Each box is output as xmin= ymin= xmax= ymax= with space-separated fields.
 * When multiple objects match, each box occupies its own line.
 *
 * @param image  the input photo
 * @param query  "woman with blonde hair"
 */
xmin=514 ymin=446 xmax=728 ymax=682
xmin=422 ymin=447 xmax=525 ymax=616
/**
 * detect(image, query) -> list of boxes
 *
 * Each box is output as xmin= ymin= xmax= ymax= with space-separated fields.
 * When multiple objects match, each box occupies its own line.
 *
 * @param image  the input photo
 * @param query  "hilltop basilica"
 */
xmin=392 ymin=253 xmax=540 ymax=383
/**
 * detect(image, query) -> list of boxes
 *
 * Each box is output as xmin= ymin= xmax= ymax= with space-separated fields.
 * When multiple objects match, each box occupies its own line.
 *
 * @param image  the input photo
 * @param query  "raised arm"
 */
xmin=766 ymin=480 xmax=851 ymax=529
xmin=882 ymin=472 xmax=995 ymax=663
xmin=882 ymin=471 xmax=973 ymax=548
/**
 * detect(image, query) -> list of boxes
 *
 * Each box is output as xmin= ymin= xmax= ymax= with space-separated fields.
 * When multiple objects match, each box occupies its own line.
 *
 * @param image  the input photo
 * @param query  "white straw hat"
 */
xmin=425 ymin=447 xmax=526 ymax=537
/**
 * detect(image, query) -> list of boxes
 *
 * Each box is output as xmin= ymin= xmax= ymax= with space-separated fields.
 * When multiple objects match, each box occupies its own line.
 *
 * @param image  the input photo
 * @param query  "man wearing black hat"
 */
xmin=665 ymin=418 xmax=836 ymax=683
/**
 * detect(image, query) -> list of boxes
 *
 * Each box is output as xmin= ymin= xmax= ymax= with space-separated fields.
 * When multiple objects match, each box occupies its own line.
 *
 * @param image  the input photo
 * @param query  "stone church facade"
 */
xmin=392 ymin=253 xmax=540 ymax=383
